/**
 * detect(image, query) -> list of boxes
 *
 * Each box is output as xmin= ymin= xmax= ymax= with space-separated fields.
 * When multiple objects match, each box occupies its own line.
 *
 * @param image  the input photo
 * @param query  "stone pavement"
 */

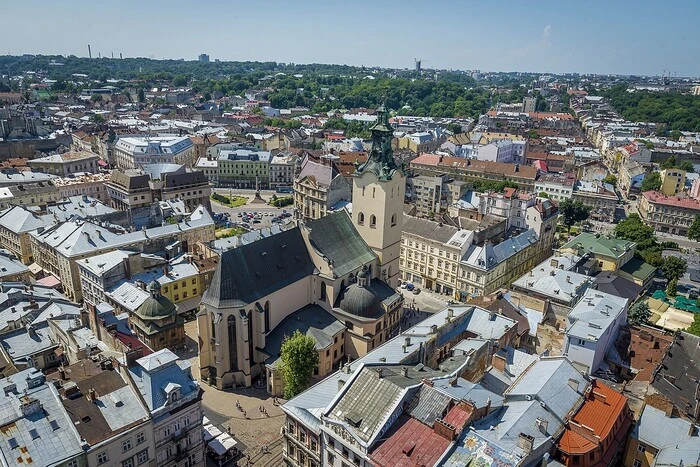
xmin=184 ymin=321 xmax=284 ymax=464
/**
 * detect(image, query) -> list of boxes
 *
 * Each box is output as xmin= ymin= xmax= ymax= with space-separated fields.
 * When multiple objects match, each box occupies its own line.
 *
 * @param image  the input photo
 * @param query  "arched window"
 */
xmin=358 ymin=212 xmax=365 ymax=225
xmin=391 ymin=213 xmax=397 ymax=227
xmin=320 ymin=281 xmax=327 ymax=301
xmin=372 ymin=187 xmax=376 ymax=199
xmin=370 ymin=215 xmax=377 ymax=228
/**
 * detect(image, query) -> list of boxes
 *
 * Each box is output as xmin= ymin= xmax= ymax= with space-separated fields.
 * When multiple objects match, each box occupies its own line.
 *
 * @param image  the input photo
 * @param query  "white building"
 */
xmin=563 ymin=289 xmax=628 ymax=373
xmin=269 ymin=154 xmax=297 ymax=188
xmin=114 ymin=136 xmax=195 ymax=169
xmin=534 ymin=173 xmax=575 ymax=201
xmin=476 ymin=139 xmax=526 ymax=164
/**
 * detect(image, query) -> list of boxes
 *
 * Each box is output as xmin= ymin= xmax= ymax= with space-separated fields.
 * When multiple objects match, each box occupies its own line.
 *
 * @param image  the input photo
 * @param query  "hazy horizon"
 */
xmin=2 ymin=0 xmax=699 ymax=77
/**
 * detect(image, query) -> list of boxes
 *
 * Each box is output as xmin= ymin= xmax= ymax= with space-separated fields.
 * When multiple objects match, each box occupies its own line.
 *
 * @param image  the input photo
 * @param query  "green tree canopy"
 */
xmin=628 ymin=301 xmax=651 ymax=325
xmin=614 ymin=213 xmax=663 ymax=266
xmin=640 ymin=172 xmax=661 ymax=192
xmin=688 ymin=215 xmax=700 ymax=242
xmin=538 ymin=191 xmax=549 ymax=199
xmin=678 ymin=160 xmax=695 ymax=173
xmin=559 ymin=199 xmax=591 ymax=232
xmin=137 ymin=88 xmax=145 ymax=103
xmin=280 ymin=330 xmax=319 ymax=399
xmin=90 ymin=93 xmax=103 ymax=102
xmin=687 ymin=313 xmax=700 ymax=337
xmin=602 ymin=174 xmax=617 ymax=186
xmin=666 ymin=278 xmax=678 ymax=297
xmin=661 ymin=256 xmax=687 ymax=282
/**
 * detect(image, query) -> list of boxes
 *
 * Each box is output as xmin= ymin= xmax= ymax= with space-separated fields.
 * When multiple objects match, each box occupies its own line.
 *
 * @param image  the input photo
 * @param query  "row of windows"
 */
xmin=357 ymin=213 xmax=397 ymax=228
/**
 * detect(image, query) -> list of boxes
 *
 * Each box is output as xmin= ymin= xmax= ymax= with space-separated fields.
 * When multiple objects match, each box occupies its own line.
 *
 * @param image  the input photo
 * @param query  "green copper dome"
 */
xmin=136 ymin=280 xmax=176 ymax=319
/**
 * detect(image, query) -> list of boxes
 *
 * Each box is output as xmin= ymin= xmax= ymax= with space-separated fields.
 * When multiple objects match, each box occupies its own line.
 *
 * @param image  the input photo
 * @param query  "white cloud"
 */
xmin=541 ymin=25 xmax=552 ymax=43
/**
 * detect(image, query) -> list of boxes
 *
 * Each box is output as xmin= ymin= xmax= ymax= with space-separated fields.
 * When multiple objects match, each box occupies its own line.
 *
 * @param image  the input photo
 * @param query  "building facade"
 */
xmin=638 ymin=190 xmax=700 ymax=235
xmin=114 ymin=136 xmax=196 ymax=169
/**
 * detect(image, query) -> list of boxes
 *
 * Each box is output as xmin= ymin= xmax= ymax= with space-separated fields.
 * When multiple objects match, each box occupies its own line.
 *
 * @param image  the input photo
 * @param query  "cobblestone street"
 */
xmin=184 ymin=321 xmax=284 ymax=465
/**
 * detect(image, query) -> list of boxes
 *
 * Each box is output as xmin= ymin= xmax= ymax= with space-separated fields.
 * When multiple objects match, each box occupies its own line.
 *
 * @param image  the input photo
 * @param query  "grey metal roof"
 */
xmin=432 ymin=377 xmax=504 ymax=411
xmin=632 ymin=405 xmax=700 ymax=465
xmin=201 ymin=227 xmax=315 ymax=309
xmin=32 ymin=206 xmax=214 ymax=259
xmin=306 ymin=211 xmax=376 ymax=278
xmin=262 ymin=304 xmax=345 ymax=366
xmin=505 ymin=357 xmax=588 ymax=419
xmin=0 ymin=369 xmax=84 ymax=467
xmin=0 ymin=205 xmax=51 ymax=234
xmin=651 ymin=332 xmax=700 ymax=422
xmin=565 ymin=289 xmax=628 ymax=340
xmin=129 ymin=349 xmax=199 ymax=413
xmin=402 ymin=215 xmax=460 ymax=244
xmin=0 ymin=250 xmax=29 ymax=280
xmin=512 ymin=255 xmax=593 ymax=303
xmin=406 ymin=384 xmax=453 ymax=427
xmin=462 ymin=229 xmax=539 ymax=270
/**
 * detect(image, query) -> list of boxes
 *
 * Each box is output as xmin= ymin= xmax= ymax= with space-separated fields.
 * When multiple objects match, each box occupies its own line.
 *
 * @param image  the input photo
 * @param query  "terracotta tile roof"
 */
xmin=410 ymin=154 xmax=538 ymax=180
xmin=642 ymin=191 xmax=700 ymax=210
xmin=558 ymin=380 xmax=628 ymax=455
xmin=614 ymin=325 xmax=673 ymax=381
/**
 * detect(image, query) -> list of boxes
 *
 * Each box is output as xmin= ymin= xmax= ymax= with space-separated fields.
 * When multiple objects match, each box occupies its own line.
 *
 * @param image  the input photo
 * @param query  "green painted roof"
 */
xmin=307 ymin=211 xmax=377 ymax=278
xmin=620 ymin=257 xmax=656 ymax=281
xmin=136 ymin=295 xmax=176 ymax=320
xmin=561 ymin=233 xmax=635 ymax=259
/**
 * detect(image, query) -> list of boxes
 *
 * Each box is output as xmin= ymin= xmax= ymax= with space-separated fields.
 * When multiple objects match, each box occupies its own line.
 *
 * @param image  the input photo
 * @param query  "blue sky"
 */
xmin=2 ymin=0 xmax=699 ymax=77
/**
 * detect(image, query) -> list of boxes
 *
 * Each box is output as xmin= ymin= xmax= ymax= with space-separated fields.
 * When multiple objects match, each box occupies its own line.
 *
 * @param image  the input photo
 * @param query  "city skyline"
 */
xmin=1 ymin=0 xmax=699 ymax=77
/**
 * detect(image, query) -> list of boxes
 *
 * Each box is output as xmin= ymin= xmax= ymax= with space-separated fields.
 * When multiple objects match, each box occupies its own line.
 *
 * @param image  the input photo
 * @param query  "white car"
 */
xmin=400 ymin=281 xmax=408 ymax=289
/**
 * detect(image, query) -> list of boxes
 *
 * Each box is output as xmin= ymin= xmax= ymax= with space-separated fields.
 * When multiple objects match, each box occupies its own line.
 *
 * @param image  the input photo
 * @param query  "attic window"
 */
xmin=29 ymin=429 xmax=40 ymax=439
xmin=8 ymin=438 xmax=18 ymax=449
xmin=50 ymin=420 xmax=59 ymax=430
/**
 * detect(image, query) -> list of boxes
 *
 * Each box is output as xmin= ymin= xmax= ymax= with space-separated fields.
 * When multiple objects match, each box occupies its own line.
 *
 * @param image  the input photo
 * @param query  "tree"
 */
xmin=538 ymin=191 xmax=549 ymax=199
xmin=678 ymin=160 xmax=695 ymax=173
xmin=660 ymin=155 xmax=677 ymax=170
xmin=688 ymin=215 xmax=700 ymax=242
xmin=666 ymin=278 xmax=678 ymax=297
xmin=602 ymin=174 xmax=618 ymax=186
xmin=614 ymin=213 xmax=663 ymax=266
xmin=90 ymin=93 xmax=103 ymax=103
xmin=687 ymin=313 xmax=700 ymax=337
xmin=640 ymin=172 xmax=661 ymax=192
xmin=628 ymin=301 xmax=651 ymax=325
xmin=280 ymin=330 xmax=319 ymax=399
xmin=558 ymin=199 xmax=591 ymax=232
xmin=91 ymin=114 xmax=105 ymax=123
xmin=661 ymin=256 xmax=687 ymax=282
xmin=137 ymin=88 xmax=145 ymax=103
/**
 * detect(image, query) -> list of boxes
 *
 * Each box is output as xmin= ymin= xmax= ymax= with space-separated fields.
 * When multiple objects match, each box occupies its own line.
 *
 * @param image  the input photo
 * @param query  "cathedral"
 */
xmin=197 ymin=107 xmax=407 ymax=393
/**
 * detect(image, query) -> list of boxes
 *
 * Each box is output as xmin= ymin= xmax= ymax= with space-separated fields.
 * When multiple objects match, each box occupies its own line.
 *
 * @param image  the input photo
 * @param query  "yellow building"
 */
xmin=659 ymin=168 xmax=685 ymax=196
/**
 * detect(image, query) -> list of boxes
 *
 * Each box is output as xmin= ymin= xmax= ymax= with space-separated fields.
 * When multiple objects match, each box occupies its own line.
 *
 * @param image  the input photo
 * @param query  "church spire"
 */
xmin=354 ymin=105 xmax=400 ymax=180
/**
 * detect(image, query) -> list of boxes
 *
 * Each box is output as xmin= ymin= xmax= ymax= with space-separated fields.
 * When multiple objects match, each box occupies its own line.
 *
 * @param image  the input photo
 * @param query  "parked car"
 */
xmin=406 ymin=283 xmax=415 ymax=291
xmin=412 ymin=288 xmax=421 ymax=295
xmin=400 ymin=281 xmax=408 ymax=289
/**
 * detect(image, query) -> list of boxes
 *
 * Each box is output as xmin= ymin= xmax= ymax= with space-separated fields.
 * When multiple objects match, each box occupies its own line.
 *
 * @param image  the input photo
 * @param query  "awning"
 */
xmin=202 ymin=424 xmax=222 ymax=442
xmin=208 ymin=433 xmax=237 ymax=456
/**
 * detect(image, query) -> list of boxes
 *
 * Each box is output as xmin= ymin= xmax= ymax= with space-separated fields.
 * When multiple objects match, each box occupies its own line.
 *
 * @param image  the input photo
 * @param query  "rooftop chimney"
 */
xmin=517 ymin=433 xmax=534 ymax=454
xmin=401 ymin=367 xmax=408 ymax=377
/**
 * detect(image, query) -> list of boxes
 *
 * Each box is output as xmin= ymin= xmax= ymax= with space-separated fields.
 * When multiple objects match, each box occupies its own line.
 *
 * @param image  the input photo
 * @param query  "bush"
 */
xmin=270 ymin=196 xmax=293 ymax=208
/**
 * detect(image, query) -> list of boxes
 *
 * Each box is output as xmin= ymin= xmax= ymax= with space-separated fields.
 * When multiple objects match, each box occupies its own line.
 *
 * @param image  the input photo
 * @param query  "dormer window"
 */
xmin=169 ymin=389 xmax=180 ymax=403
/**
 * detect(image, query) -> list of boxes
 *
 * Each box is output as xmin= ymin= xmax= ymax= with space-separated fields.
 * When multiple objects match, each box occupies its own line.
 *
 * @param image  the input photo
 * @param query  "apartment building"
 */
xmin=0 ymin=205 xmax=51 ymax=264
xmin=122 ymin=349 xmax=205 ymax=467
xmin=27 ymin=150 xmax=100 ymax=176
xmin=409 ymin=175 xmax=445 ymax=217
xmin=54 ymin=172 xmax=111 ymax=203
xmin=659 ymin=168 xmax=686 ymax=196
xmin=29 ymin=206 xmax=215 ymax=301
xmin=0 ymin=182 xmax=59 ymax=211
xmin=618 ymin=160 xmax=647 ymax=197
xmin=269 ymin=153 xmax=298 ymax=188
xmin=293 ymin=158 xmax=351 ymax=221
xmin=534 ymin=173 xmax=575 ymax=201
xmin=114 ymin=136 xmax=196 ymax=169
xmin=563 ymin=289 xmax=628 ymax=373
xmin=572 ymin=180 xmax=618 ymax=223
xmin=195 ymin=145 xmax=271 ymax=188
xmin=107 ymin=165 xmax=211 ymax=215
xmin=410 ymin=153 xmax=539 ymax=191
xmin=458 ymin=229 xmax=541 ymax=299
xmin=400 ymin=215 xmax=473 ymax=297
xmin=639 ymin=190 xmax=700 ymax=235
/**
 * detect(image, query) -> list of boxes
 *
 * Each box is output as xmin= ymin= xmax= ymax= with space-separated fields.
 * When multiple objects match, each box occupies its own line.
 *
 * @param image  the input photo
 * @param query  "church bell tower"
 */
xmin=351 ymin=105 xmax=405 ymax=287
